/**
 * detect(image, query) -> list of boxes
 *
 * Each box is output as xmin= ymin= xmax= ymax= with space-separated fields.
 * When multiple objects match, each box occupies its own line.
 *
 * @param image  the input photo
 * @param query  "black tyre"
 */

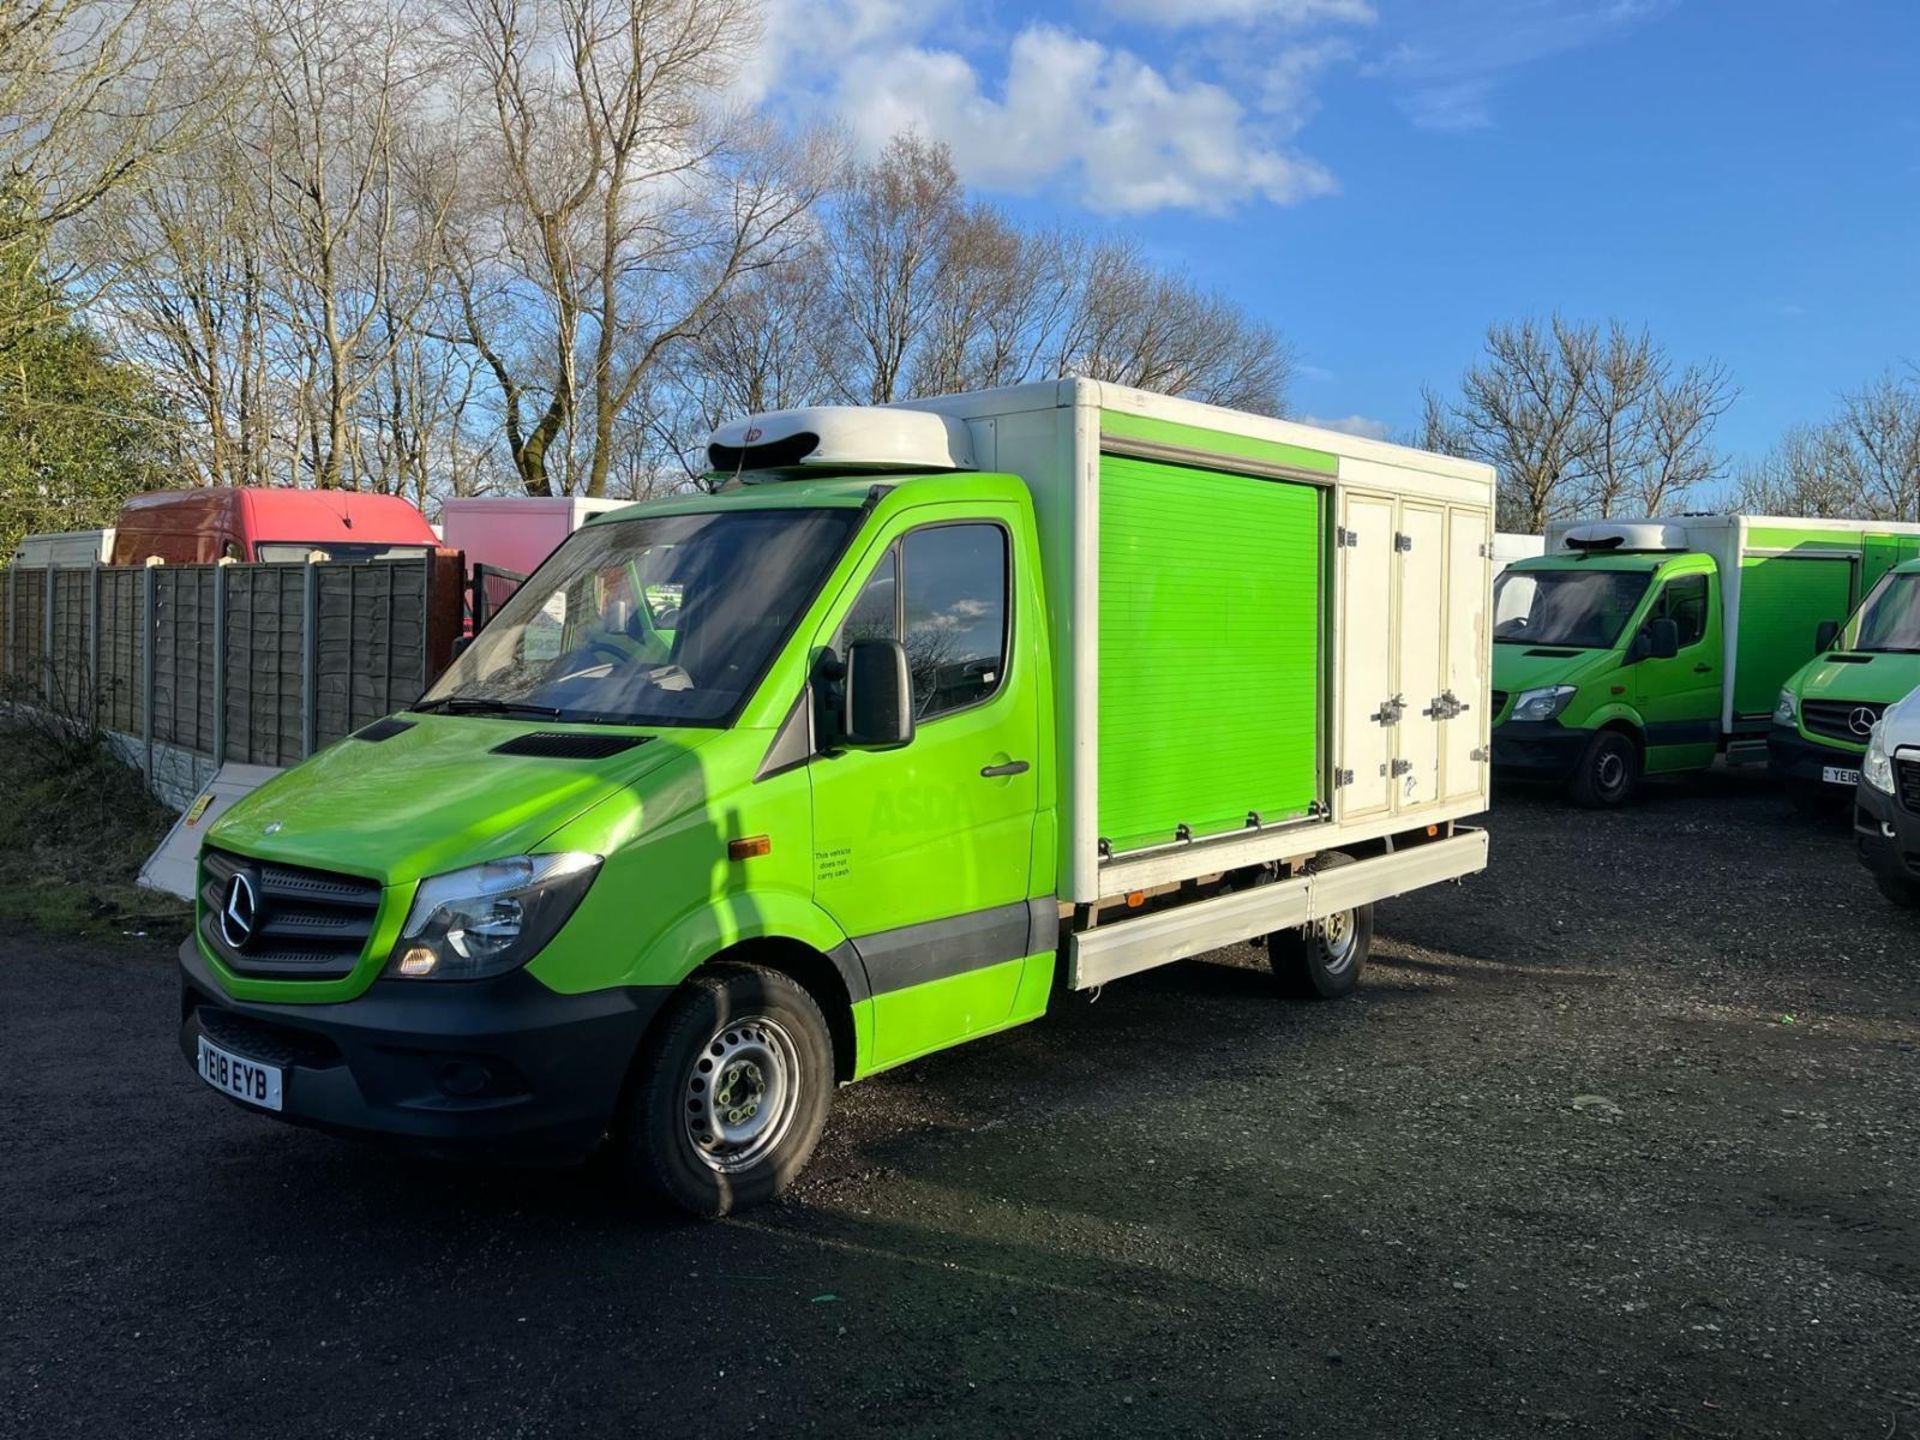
xmin=1568 ymin=729 xmax=1640 ymax=808
xmin=1268 ymin=855 xmax=1373 ymax=1000
xmin=621 ymin=963 xmax=833 ymax=1218
xmin=1874 ymin=874 xmax=1920 ymax=909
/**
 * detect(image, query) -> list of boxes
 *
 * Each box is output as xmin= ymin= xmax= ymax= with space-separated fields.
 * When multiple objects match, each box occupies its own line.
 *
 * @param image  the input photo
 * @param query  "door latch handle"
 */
xmin=1692 ymin=663 xmax=1712 ymax=674
xmin=980 ymin=760 xmax=1030 ymax=778
xmin=1371 ymin=694 xmax=1406 ymax=726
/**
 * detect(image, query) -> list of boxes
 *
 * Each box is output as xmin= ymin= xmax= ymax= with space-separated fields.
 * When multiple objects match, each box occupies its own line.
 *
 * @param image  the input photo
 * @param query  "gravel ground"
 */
xmin=3 ymin=772 xmax=1917 ymax=1439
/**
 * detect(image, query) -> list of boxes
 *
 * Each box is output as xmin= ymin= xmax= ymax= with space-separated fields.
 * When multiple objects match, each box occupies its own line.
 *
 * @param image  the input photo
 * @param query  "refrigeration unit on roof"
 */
xmin=1558 ymin=520 xmax=1689 ymax=553
xmin=707 ymin=406 xmax=976 ymax=478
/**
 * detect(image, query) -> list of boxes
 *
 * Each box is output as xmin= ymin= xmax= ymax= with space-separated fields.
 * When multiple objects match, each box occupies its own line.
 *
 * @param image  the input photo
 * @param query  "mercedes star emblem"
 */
xmin=220 ymin=871 xmax=260 ymax=950
xmin=1849 ymin=706 xmax=1878 ymax=738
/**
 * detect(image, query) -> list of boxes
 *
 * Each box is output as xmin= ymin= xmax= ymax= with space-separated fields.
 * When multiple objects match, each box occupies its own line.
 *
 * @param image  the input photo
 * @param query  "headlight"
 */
xmin=386 ymin=852 xmax=602 ymax=980
xmin=1774 ymin=688 xmax=1798 ymax=726
xmin=1862 ymin=723 xmax=1896 ymax=795
xmin=1510 ymin=685 xmax=1577 ymax=722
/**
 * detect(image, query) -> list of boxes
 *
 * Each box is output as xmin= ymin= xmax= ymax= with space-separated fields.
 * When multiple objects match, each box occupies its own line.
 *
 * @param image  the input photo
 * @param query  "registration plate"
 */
xmin=1822 ymin=766 xmax=1861 ymax=787
xmin=196 ymin=1035 xmax=283 ymax=1111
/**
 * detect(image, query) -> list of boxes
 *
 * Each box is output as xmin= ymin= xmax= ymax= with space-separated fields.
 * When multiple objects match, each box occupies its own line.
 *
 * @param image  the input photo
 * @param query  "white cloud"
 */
xmin=1363 ymin=1 xmax=1672 ymax=132
xmin=1098 ymin=0 xmax=1375 ymax=27
xmin=838 ymin=24 xmax=1337 ymax=215
xmin=1300 ymin=412 xmax=1393 ymax=441
xmin=741 ymin=1 xmax=1365 ymax=216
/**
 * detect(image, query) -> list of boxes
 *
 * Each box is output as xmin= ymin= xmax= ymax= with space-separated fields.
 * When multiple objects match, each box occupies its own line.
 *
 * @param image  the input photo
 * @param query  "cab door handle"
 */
xmin=1693 ymin=663 xmax=1712 ymax=673
xmin=981 ymin=760 xmax=1030 ymax=778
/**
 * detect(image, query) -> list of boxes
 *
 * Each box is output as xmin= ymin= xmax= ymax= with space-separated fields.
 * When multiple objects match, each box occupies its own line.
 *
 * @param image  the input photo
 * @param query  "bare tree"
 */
xmin=0 ymin=0 xmax=215 ymax=266
xmin=825 ymin=132 xmax=961 ymax=406
xmin=446 ymin=0 xmax=830 ymax=497
xmin=1424 ymin=316 xmax=1732 ymax=529
xmin=1828 ymin=371 xmax=1920 ymax=522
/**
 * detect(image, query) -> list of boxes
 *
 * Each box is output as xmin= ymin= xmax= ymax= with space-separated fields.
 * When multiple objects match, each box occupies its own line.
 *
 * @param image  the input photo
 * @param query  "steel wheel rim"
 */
xmin=1597 ymin=750 xmax=1626 ymax=792
xmin=1319 ymin=909 xmax=1359 ymax=975
xmin=682 ymin=1015 xmax=802 ymax=1174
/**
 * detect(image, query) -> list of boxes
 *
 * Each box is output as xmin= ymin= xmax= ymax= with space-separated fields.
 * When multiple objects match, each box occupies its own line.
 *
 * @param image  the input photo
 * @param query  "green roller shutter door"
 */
xmin=1733 ymin=554 xmax=1855 ymax=717
xmin=1097 ymin=453 xmax=1324 ymax=854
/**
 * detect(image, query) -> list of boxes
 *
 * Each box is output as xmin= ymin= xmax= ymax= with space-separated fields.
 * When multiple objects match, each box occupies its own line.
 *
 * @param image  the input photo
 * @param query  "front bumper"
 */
xmin=178 ymin=937 xmax=670 ymax=1161
xmin=1491 ymin=720 xmax=1589 ymax=780
xmin=1852 ymin=780 xmax=1920 ymax=885
xmin=1766 ymin=724 xmax=1862 ymax=787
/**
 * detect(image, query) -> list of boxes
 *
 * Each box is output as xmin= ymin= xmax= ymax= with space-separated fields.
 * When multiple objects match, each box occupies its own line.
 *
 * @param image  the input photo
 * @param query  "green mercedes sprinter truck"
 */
xmin=1491 ymin=515 xmax=1920 ymax=807
xmin=179 ymin=379 xmax=1496 ymax=1216
xmin=1771 ymin=556 xmax=1920 ymax=803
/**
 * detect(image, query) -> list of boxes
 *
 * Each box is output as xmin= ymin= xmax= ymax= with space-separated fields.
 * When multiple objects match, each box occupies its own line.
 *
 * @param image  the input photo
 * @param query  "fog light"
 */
xmin=397 ymin=946 xmax=438 ymax=977
xmin=438 ymin=1060 xmax=492 ymax=1097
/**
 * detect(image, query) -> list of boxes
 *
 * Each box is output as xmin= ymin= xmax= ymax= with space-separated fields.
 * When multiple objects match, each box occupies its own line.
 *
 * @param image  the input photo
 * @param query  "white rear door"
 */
xmin=1337 ymin=493 xmax=1396 ymax=819
xmin=1393 ymin=503 xmax=1447 ymax=811
xmin=1443 ymin=507 xmax=1492 ymax=804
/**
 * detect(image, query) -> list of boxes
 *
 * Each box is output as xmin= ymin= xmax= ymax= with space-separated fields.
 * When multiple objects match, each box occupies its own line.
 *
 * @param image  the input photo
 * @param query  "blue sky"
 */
xmin=750 ymin=0 xmax=1920 ymax=478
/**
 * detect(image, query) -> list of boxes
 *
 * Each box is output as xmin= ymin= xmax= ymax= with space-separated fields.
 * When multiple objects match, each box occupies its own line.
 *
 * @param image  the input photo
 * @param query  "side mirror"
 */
xmin=1647 ymin=617 xmax=1680 ymax=661
xmin=843 ymin=638 xmax=914 ymax=750
xmin=450 ymin=634 xmax=473 ymax=660
xmin=1814 ymin=619 xmax=1840 ymax=652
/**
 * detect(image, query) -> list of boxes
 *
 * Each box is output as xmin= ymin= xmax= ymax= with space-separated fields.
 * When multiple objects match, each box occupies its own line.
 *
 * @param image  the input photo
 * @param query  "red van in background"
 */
xmin=110 ymin=488 xmax=439 ymax=566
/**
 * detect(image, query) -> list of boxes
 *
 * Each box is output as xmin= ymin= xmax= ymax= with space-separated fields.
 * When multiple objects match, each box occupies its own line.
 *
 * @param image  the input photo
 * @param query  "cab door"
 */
xmin=807 ymin=506 xmax=1041 ymax=1068
xmin=1633 ymin=566 xmax=1722 ymax=773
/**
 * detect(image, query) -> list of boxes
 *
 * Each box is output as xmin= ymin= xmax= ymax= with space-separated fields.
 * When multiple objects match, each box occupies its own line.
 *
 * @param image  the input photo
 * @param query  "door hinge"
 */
xmin=1470 ymin=746 xmax=1489 ymax=763
xmin=1394 ymin=532 xmax=1414 ymax=553
xmin=1333 ymin=767 xmax=1354 ymax=788
xmin=1337 ymin=526 xmax=1359 ymax=548
xmin=1477 ymin=541 xmax=1490 ymax=558
xmin=1370 ymin=694 xmax=1406 ymax=726
xmin=1390 ymin=758 xmax=1413 ymax=778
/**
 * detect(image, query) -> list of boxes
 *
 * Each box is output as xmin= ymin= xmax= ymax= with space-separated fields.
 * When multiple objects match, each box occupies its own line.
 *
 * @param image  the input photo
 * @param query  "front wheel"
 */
xmin=620 ymin=963 xmax=834 ymax=1218
xmin=1568 ymin=730 xmax=1640 ymax=808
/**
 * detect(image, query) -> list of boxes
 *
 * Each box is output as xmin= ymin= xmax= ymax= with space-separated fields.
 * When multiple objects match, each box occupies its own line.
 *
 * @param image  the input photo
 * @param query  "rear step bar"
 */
xmin=1066 ymin=828 xmax=1488 ymax=990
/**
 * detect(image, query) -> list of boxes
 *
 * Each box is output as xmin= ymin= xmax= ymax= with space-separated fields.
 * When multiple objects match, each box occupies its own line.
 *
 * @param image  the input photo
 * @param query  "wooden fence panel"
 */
xmin=99 ymin=569 xmax=143 ymax=734
xmin=152 ymin=569 xmax=219 ymax=753
xmin=8 ymin=569 xmax=46 ymax=699
xmin=223 ymin=566 xmax=308 ymax=766
xmin=314 ymin=560 xmax=428 ymax=745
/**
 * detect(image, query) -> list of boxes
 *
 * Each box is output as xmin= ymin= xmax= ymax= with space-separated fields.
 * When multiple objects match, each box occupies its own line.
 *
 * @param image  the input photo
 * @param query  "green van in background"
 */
xmin=1492 ymin=516 xmax=1920 ymax=806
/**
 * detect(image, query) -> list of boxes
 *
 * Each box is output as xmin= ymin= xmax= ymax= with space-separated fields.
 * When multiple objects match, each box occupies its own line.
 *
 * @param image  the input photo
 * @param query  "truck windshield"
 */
xmin=1492 ymin=568 xmax=1653 ymax=649
xmin=418 ymin=507 xmax=858 ymax=727
xmin=254 ymin=542 xmax=434 ymax=563
xmin=1845 ymin=572 xmax=1920 ymax=653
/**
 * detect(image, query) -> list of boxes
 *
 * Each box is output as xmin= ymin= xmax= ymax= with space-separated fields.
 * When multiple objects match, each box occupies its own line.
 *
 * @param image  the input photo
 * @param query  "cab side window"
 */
xmin=834 ymin=524 xmax=1009 ymax=721
xmin=1654 ymin=573 xmax=1709 ymax=648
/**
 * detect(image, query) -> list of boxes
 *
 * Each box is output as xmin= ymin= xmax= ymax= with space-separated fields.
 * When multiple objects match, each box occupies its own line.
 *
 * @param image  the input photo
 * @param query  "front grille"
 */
xmin=1490 ymin=690 xmax=1509 ymax=718
xmin=195 ymin=1003 xmax=340 ymax=1068
xmin=200 ymin=847 xmax=382 ymax=979
xmin=1898 ymin=759 xmax=1920 ymax=813
xmin=1802 ymin=698 xmax=1885 ymax=746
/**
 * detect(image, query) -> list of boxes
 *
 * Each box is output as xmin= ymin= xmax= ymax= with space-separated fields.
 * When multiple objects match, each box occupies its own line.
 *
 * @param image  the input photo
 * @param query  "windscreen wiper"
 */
xmin=412 ymin=696 xmax=565 ymax=719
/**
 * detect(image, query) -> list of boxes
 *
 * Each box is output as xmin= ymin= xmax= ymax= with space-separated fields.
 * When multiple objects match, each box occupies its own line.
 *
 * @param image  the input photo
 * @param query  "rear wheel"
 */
xmin=620 ymin=963 xmax=833 ymax=1218
xmin=1569 ymin=730 xmax=1640 ymax=808
xmin=1874 ymin=874 xmax=1920 ymax=909
xmin=1269 ymin=855 xmax=1373 ymax=1000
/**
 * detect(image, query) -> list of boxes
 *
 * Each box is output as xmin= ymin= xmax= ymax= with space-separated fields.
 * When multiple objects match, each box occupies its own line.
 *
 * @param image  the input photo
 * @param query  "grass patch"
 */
xmin=0 ymin=719 xmax=190 ymax=942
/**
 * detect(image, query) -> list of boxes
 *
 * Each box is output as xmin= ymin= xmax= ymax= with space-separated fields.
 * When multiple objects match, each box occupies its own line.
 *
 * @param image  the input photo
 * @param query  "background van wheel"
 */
xmin=621 ymin=963 xmax=833 ymax=1219
xmin=1268 ymin=854 xmax=1372 ymax=999
xmin=1569 ymin=730 xmax=1640 ymax=808
xmin=1874 ymin=874 xmax=1920 ymax=909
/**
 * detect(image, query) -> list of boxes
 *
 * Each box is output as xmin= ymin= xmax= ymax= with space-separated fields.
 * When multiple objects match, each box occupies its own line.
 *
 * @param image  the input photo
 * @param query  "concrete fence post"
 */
xmin=88 ymin=565 xmax=102 ymax=728
xmin=42 ymin=563 xmax=58 ymax=704
xmin=141 ymin=565 xmax=158 ymax=783
xmin=4 ymin=564 xmax=14 ymax=681
xmin=212 ymin=564 xmax=228 ymax=764
xmin=300 ymin=561 xmax=318 ymax=758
